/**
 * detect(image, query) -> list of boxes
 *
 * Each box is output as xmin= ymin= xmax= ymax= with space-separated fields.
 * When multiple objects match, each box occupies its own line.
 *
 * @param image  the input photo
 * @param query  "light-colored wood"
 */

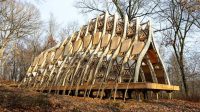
xmin=83 ymin=35 xmax=92 ymax=48
xmin=101 ymin=34 xmax=111 ymax=47
xmin=131 ymin=42 xmax=145 ymax=55
xmin=38 ymin=55 xmax=46 ymax=66
xmin=93 ymin=32 xmax=102 ymax=45
xmin=0 ymin=48 xmax=4 ymax=58
xmin=110 ymin=36 xmax=121 ymax=50
xmin=22 ymin=12 xmax=179 ymax=99
xmin=72 ymin=39 xmax=82 ymax=53
xmin=120 ymin=39 xmax=132 ymax=53
xmin=33 ymin=53 xmax=44 ymax=66
xmin=41 ymin=83 xmax=179 ymax=91
xmin=134 ymin=22 xmax=152 ymax=83
xmin=54 ymin=47 xmax=64 ymax=60
xmin=151 ymin=32 xmax=171 ymax=85
xmin=46 ymin=51 xmax=54 ymax=64
xmin=63 ymin=43 xmax=73 ymax=56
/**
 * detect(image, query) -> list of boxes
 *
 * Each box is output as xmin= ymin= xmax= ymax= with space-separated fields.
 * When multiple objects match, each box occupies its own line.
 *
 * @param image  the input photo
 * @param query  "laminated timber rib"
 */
xmin=20 ymin=12 xmax=179 ymax=100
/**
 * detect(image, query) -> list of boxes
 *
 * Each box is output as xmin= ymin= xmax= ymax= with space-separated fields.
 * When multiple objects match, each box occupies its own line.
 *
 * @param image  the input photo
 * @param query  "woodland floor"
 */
xmin=0 ymin=80 xmax=200 ymax=112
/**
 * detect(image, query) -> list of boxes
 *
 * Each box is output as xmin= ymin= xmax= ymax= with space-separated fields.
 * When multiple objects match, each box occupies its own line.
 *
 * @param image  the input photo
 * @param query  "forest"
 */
xmin=0 ymin=0 xmax=200 ymax=103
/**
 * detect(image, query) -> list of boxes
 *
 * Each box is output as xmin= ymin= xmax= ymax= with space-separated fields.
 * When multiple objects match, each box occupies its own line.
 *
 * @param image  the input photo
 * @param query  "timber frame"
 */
xmin=20 ymin=12 xmax=179 ymax=101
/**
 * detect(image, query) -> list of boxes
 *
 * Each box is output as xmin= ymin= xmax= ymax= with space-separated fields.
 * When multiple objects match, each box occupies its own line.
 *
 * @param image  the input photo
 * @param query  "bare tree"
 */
xmin=0 ymin=0 xmax=41 ymax=52
xmin=158 ymin=0 xmax=200 ymax=97
xmin=75 ymin=0 xmax=159 ymax=21
xmin=59 ymin=21 xmax=79 ymax=42
xmin=185 ymin=52 xmax=200 ymax=98
xmin=47 ymin=14 xmax=58 ymax=39
xmin=0 ymin=0 xmax=41 ymax=79
xmin=43 ymin=14 xmax=58 ymax=50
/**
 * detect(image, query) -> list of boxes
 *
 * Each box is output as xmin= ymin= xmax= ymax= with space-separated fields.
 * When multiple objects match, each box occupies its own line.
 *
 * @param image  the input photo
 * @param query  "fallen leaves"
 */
xmin=0 ymin=83 xmax=199 ymax=112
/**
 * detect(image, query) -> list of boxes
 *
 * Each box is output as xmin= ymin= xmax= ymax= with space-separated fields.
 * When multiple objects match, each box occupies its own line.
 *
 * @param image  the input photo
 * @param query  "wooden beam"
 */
xmin=145 ymin=55 xmax=158 ymax=83
xmin=39 ymin=82 xmax=180 ymax=91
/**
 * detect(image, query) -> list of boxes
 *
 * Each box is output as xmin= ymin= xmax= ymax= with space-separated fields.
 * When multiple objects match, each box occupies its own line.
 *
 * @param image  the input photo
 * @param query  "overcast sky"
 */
xmin=23 ymin=0 xmax=90 ymax=27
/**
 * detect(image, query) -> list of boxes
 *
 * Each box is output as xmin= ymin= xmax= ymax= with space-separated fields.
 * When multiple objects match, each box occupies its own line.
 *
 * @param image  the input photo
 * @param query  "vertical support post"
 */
xmin=89 ymin=90 xmax=94 ymax=98
xmin=156 ymin=92 xmax=159 ymax=101
xmin=168 ymin=91 xmax=172 ymax=99
xmin=143 ymin=90 xmax=148 ymax=100
xmin=161 ymin=91 xmax=163 ymax=98
xmin=136 ymin=90 xmax=142 ymax=102
xmin=127 ymin=90 xmax=132 ymax=99
xmin=121 ymin=90 xmax=125 ymax=100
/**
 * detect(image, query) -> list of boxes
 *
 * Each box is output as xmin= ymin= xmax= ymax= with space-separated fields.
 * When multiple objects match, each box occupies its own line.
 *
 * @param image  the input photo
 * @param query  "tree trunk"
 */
xmin=179 ymin=58 xmax=189 ymax=97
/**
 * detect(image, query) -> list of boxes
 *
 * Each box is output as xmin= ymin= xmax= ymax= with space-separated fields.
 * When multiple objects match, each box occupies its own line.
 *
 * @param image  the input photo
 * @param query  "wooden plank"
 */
xmin=40 ymin=82 xmax=179 ymax=91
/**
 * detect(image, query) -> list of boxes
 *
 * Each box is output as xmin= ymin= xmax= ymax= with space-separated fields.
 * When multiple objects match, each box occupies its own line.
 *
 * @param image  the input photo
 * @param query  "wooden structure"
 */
xmin=20 ymin=12 xmax=179 ymax=100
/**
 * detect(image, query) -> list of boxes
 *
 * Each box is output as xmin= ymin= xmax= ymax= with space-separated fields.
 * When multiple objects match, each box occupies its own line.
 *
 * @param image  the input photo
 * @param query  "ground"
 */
xmin=0 ymin=80 xmax=199 ymax=112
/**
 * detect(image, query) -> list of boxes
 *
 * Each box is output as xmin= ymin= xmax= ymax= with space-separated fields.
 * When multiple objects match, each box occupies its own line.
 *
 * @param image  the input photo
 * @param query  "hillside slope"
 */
xmin=0 ymin=82 xmax=199 ymax=112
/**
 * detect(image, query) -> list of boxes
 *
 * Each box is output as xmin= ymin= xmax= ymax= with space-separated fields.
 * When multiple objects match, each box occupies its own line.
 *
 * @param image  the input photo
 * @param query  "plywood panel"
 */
xmin=120 ymin=39 xmax=132 ymax=53
xmin=83 ymin=35 xmax=92 ymax=48
xmin=73 ymin=39 xmax=82 ymax=53
xmin=93 ymin=32 xmax=102 ymax=45
xmin=101 ymin=34 xmax=111 ymax=47
xmin=131 ymin=42 xmax=144 ymax=55
xmin=110 ymin=36 xmax=121 ymax=50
